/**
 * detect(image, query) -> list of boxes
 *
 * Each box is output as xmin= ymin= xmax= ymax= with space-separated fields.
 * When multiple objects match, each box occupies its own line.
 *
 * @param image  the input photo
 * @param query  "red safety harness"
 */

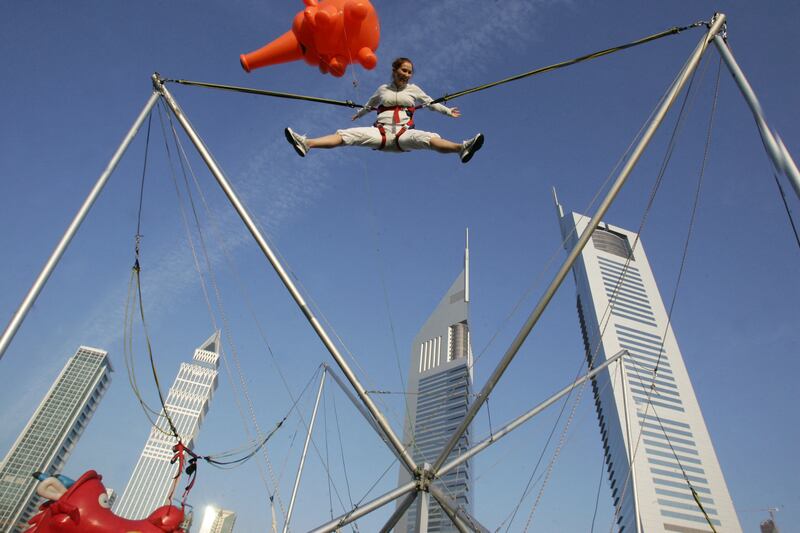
xmin=374 ymin=105 xmax=419 ymax=151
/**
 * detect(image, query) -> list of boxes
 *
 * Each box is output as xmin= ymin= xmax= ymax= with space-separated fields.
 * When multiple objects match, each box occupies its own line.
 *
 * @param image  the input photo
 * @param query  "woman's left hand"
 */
xmin=450 ymin=107 xmax=461 ymax=118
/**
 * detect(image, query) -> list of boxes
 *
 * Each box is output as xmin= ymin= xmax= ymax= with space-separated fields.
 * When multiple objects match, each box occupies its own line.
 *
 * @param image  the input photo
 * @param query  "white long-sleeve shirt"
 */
xmin=353 ymin=82 xmax=455 ymax=126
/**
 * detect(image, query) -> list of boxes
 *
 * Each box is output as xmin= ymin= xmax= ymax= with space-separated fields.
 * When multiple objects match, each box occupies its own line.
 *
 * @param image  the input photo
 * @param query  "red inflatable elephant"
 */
xmin=240 ymin=0 xmax=380 ymax=77
xmin=25 ymin=470 xmax=184 ymax=533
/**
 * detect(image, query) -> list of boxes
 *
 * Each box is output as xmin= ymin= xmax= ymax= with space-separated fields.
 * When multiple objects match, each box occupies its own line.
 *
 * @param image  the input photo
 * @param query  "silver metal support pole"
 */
xmin=152 ymin=75 xmax=417 ymax=475
xmin=379 ymin=491 xmax=418 ymax=533
xmin=618 ymin=360 xmax=642 ymax=533
xmin=415 ymin=490 xmax=430 ymax=533
xmin=427 ymin=485 xmax=470 ymax=533
xmin=428 ymin=484 xmax=490 ymax=533
xmin=322 ymin=364 xmax=403 ymax=464
xmin=308 ymin=480 xmax=417 ymax=533
xmin=0 ymin=91 xmax=161 ymax=361
xmin=713 ymin=34 xmax=800 ymax=199
xmin=437 ymin=350 xmax=627 ymax=479
xmin=284 ymin=369 xmax=326 ymax=533
xmin=431 ymin=13 xmax=727 ymax=475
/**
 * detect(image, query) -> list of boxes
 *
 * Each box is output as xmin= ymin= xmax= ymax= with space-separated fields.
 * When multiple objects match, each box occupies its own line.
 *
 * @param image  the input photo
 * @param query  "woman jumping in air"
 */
xmin=285 ymin=57 xmax=485 ymax=163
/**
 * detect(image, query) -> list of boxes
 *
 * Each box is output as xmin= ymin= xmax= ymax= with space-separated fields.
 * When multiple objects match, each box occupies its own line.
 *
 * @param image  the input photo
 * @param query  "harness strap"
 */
xmin=377 ymin=105 xmax=416 ymax=126
xmin=375 ymin=105 xmax=416 ymax=151
xmin=376 ymin=124 xmax=409 ymax=151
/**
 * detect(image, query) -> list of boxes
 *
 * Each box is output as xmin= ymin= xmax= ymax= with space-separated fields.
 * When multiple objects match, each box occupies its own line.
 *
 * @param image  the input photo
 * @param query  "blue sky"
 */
xmin=1 ymin=1 xmax=798 ymax=531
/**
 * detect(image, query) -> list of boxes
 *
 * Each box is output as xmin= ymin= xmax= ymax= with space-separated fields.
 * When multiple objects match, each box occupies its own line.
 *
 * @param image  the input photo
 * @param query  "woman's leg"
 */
xmin=429 ymin=137 xmax=462 ymax=154
xmin=307 ymin=133 xmax=344 ymax=149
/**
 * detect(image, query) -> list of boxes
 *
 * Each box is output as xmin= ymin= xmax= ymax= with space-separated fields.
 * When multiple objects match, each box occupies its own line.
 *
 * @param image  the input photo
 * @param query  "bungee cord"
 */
xmin=165 ymin=20 xmax=706 ymax=114
xmin=427 ymin=21 xmax=707 ymax=106
xmin=167 ymin=79 xmax=364 ymax=109
xmin=473 ymin=38 xmax=692 ymax=529
xmin=605 ymin=53 xmax=723 ymax=532
xmin=495 ymin=45 xmax=718 ymax=532
xmin=156 ymin=104 xmax=409 ymax=525
xmin=124 ymin=101 xmax=363 ymax=516
xmin=158 ymin=99 xmax=285 ymax=510
xmin=772 ymin=172 xmax=800 ymax=250
xmin=112 ymin=13 xmax=783 ymax=531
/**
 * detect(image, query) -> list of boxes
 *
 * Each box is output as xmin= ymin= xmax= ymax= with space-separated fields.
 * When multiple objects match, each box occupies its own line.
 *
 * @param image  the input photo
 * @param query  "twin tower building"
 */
xmin=0 ymin=335 xmax=220 ymax=531
xmin=396 ymin=203 xmax=741 ymax=532
xmin=0 ymin=204 xmax=740 ymax=532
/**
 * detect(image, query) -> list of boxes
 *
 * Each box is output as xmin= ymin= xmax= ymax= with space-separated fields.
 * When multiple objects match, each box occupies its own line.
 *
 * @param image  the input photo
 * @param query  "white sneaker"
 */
xmin=460 ymin=133 xmax=484 ymax=163
xmin=285 ymin=127 xmax=308 ymax=157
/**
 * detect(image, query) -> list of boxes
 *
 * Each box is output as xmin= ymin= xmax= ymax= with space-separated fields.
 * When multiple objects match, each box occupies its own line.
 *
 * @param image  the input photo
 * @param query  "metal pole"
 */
xmin=152 ymin=75 xmax=418 ymax=475
xmin=322 ymin=364 xmax=403 ymax=464
xmin=0 ymin=91 xmax=161 ymax=361
xmin=431 ymin=13 xmax=727 ymax=475
xmin=379 ymin=491 xmax=418 ymax=533
xmin=437 ymin=350 xmax=627 ymax=479
xmin=427 ymin=485 xmax=471 ymax=533
xmin=308 ymin=481 xmax=417 ymax=533
xmin=416 ymin=489 xmax=430 ymax=533
xmin=284 ymin=369 xmax=326 ymax=533
xmin=713 ymin=34 xmax=800 ymax=199
xmin=618 ymin=361 xmax=642 ymax=533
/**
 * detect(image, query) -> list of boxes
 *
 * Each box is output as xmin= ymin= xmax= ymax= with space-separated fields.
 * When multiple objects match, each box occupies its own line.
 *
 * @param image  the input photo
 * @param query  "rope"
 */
xmin=160 ymin=99 xmax=286 ymax=504
xmin=124 ymin=105 xmax=181 ymax=442
xmin=331 ymin=390 xmax=360 ymax=532
xmin=324 ymin=389 xmax=335 ymax=521
xmin=772 ymin=172 xmax=800 ymax=250
xmin=166 ymin=78 xmax=364 ymax=108
xmin=521 ymin=366 xmax=588 ymax=532
xmin=589 ymin=451 xmax=606 ymax=533
xmin=122 ymin=113 xmax=169 ymax=424
xmin=427 ymin=21 xmax=707 ymax=106
xmin=483 ymin=40 xmax=688 ymax=530
xmin=607 ymin=54 xmax=705 ymax=530
xmin=166 ymin=20 xmax=704 ymax=117
xmin=609 ymin=54 xmax=722 ymax=532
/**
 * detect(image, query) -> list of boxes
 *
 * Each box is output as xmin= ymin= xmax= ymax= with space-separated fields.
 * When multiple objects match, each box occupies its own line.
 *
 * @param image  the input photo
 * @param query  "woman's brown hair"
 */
xmin=391 ymin=57 xmax=413 ymax=72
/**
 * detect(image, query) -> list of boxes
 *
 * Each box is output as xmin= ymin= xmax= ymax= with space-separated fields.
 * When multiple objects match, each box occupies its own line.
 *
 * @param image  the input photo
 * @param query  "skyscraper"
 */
xmin=115 ymin=332 xmax=220 ymax=519
xmin=557 ymin=206 xmax=741 ymax=532
xmin=397 ymin=239 xmax=473 ymax=532
xmin=0 ymin=346 xmax=112 ymax=532
xmin=199 ymin=505 xmax=236 ymax=533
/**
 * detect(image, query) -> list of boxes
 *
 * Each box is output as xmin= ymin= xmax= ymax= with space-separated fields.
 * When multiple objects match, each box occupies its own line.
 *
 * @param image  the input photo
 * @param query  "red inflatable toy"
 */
xmin=25 ymin=470 xmax=185 ymax=532
xmin=240 ymin=0 xmax=380 ymax=77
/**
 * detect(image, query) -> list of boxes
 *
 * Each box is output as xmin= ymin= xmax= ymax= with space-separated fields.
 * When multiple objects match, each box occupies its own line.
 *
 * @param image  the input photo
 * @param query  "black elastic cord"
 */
xmin=166 ymin=79 xmax=364 ymax=109
xmin=164 ymin=21 xmax=704 ymax=113
xmin=772 ymin=173 xmax=800 ymax=250
xmin=429 ymin=21 xmax=706 ymax=106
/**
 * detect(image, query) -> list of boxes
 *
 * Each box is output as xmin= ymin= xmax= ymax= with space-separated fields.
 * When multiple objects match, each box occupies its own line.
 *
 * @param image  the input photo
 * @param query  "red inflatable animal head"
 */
xmin=25 ymin=470 xmax=185 ymax=533
xmin=240 ymin=0 xmax=380 ymax=77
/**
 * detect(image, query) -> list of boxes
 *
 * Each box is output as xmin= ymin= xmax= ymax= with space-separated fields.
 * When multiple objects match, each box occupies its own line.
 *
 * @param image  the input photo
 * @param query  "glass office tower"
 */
xmin=558 ymin=206 xmax=741 ymax=532
xmin=115 ymin=332 xmax=219 ymax=519
xmin=397 ymin=242 xmax=474 ymax=532
xmin=0 ymin=346 xmax=112 ymax=532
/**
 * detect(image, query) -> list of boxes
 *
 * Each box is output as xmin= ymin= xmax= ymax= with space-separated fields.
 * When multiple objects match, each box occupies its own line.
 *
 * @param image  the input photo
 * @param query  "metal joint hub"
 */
xmin=415 ymin=463 xmax=435 ymax=492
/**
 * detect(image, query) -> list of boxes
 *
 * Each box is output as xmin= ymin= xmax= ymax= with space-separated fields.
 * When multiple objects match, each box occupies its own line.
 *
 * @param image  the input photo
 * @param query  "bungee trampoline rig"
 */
xmin=2 ymin=12 xmax=799 ymax=533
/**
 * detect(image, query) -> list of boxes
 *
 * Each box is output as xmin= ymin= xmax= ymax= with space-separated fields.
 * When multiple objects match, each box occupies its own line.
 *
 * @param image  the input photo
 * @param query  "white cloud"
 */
xmin=69 ymin=0 xmax=568 ymax=358
xmin=381 ymin=0 xmax=565 ymax=90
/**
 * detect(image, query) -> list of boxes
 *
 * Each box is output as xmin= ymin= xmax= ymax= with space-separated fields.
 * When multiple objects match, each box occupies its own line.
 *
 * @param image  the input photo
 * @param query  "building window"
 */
xmin=592 ymin=226 xmax=634 ymax=260
xmin=448 ymin=321 xmax=469 ymax=362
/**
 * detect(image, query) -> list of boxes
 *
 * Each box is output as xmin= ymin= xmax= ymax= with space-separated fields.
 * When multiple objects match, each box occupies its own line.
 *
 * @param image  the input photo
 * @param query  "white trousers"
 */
xmin=337 ymin=126 xmax=441 ymax=152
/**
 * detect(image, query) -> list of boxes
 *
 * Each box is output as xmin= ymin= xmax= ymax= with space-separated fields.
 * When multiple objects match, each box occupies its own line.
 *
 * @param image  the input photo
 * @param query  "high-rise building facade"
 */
xmin=397 ymin=242 xmax=474 ymax=532
xmin=199 ymin=506 xmax=236 ymax=533
xmin=0 ymin=346 xmax=112 ymax=532
xmin=115 ymin=332 xmax=220 ymax=519
xmin=557 ymin=207 xmax=741 ymax=532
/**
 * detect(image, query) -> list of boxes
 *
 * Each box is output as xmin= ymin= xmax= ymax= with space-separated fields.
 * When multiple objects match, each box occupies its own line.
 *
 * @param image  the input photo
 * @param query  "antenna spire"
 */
xmin=464 ymin=228 xmax=470 ymax=303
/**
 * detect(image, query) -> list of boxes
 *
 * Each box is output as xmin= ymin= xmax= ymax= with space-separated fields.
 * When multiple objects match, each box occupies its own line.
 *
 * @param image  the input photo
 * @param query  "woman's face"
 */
xmin=392 ymin=61 xmax=413 ymax=87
